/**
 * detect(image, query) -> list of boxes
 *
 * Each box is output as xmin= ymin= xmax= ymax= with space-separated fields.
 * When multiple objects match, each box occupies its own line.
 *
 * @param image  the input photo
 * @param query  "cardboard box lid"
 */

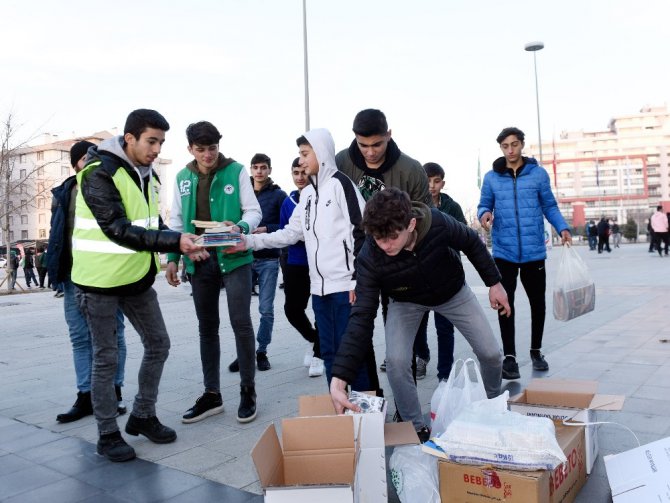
xmin=522 ymin=379 xmax=625 ymax=411
xmin=282 ymin=415 xmax=355 ymax=451
xmin=251 ymin=424 xmax=286 ymax=487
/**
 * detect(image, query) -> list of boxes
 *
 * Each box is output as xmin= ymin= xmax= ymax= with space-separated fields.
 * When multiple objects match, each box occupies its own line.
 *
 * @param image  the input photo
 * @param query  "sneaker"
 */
xmin=251 ymin=288 xmax=259 ymax=296
xmin=237 ymin=385 xmax=257 ymax=423
xmin=125 ymin=414 xmax=177 ymax=444
xmin=228 ymin=358 xmax=240 ymax=373
xmin=56 ymin=391 xmax=93 ymax=423
xmin=115 ymin=385 xmax=127 ymax=415
xmin=530 ymin=350 xmax=549 ymax=371
xmin=380 ymin=359 xmax=387 ymax=372
xmin=257 ymin=352 xmax=271 ymax=371
xmin=415 ymin=357 xmax=429 ymax=380
xmin=54 ymin=291 xmax=64 ymax=298
xmin=416 ymin=425 xmax=431 ymax=444
xmin=308 ymin=357 xmax=324 ymax=377
xmin=97 ymin=431 xmax=136 ymax=462
xmin=303 ymin=345 xmax=314 ymax=367
xmin=182 ymin=392 xmax=224 ymax=424
xmin=502 ymin=355 xmax=520 ymax=380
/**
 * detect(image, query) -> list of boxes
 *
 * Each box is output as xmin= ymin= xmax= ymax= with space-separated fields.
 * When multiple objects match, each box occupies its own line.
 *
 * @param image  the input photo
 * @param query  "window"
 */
xmin=8 ymin=216 xmax=13 ymax=225
xmin=36 ymin=151 xmax=44 ymax=161
xmin=37 ymin=167 xmax=44 ymax=177
xmin=20 ymin=199 xmax=27 ymax=208
xmin=61 ymin=166 xmax=70 ymax=176
xmin=39 ymin=229 xmax=46 ymax=238
xmin=38 ymin=213 xmax=46 ymax=224
xmin=21 ymin=230 xmax=28 ymax=240
xmin=19 ymin=154 xmax=26 ymax=163
xmin=21 ymin=215 xmax=28 ymax=224
xmin=37 ymin=198 xmax=45 ymax=209
xmin=9 ymin=231 xmax=14 ymax=241
xmin=20 ymin=169 xmax=26 ymax=179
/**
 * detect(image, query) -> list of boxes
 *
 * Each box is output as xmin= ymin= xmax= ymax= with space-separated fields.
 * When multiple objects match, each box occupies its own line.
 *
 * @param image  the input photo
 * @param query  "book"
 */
xmin=194 ymin=232 xmax=241 ymax=247
xmin=344 ymin=390 xmax=387 ymax=415
xmin=191 ymin=220 xmax=234 ymax=233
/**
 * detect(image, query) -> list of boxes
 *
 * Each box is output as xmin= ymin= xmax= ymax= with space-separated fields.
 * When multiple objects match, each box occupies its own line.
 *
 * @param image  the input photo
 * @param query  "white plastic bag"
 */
xmin=430 ymin=358 xmax=487 ymax=437
xmin=390 ymin=445 xmax=440 ymax=503
xmin=435 ymin=391 xmax=567 ymax=471
xmin=553 ymin=244 xmax=595 ymax=321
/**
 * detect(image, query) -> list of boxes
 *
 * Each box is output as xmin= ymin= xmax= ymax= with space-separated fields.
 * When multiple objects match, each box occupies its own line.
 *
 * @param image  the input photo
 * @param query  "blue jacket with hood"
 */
xmin=477 ymin=156 xmax=568 ymax=263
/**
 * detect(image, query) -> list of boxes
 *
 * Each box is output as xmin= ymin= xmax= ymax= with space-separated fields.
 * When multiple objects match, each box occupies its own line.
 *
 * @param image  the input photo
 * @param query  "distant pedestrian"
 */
xmin=647 ymin=217 xmax=656 ymax=253
xmin=650 ymin=205 xmax=669 ymax=256
xmin=36 ymin=246 xmax=48 ymax=288
xmin=23 ymin=248 xmax=38 ymax=288
xmin=611 ymin=220 xmax=621 ymax=248
xmin=587 ymin=220 xmax=598 ymax=251
xmin=597 ymin=217 xmax=611 ymax=254
xmin=8 ymin=251 xmax=19 ymax=290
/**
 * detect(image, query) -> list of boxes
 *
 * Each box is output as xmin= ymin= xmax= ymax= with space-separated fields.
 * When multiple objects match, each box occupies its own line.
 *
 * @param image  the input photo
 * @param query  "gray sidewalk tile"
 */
xmin=3 ymin=476 xmax=102 ymax=503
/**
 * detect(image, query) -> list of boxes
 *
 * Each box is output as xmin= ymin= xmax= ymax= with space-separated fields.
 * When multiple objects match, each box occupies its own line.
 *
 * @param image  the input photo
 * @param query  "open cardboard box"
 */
xmin=438 ymin=421 xmax=587 ymax=503
xmin=508 ymin=379 xmax=625 ymax=474
xmin=604 ymin=435 xmax=670 ymax=502
xmin=251 ymin=394 xmax=418 ymax=502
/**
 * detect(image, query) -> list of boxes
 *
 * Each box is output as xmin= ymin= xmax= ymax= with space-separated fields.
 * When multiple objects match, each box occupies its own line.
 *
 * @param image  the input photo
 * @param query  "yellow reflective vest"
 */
xmin=71 ymin=162 xmax=160 ymax=288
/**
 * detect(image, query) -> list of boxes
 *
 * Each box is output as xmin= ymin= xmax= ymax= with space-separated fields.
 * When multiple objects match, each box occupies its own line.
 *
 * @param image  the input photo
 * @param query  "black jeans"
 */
xmin=281 ymin=262 xmax=320 ymax=358
xmin=495 ymin=258 xmax=546 ymax=357
xmin=654 ymin=232 xmax=669 ymax=255
xmin=598 ymin=235 xmax=611 ymax=253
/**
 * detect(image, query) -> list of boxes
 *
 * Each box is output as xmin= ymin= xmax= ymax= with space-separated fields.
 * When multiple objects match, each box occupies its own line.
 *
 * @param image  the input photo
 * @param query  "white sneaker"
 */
xmin=303 ymin=344 xmax=314 ymax=367
xmin=308 ymin=357 xmax=324 ymax=377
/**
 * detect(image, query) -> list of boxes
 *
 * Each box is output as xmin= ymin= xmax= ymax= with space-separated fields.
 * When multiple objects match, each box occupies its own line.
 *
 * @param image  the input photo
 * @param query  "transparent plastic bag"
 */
xmin=390 ymin=445 xmax=440 ymax=503
xmin=553 ymin=244 xmax=595 ymax=321
xmin=430 ymin=358 xmax=487 ymax=437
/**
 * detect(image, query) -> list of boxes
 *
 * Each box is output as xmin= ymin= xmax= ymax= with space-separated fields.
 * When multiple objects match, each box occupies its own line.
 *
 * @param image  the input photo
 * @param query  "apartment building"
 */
xmin=1 ymin=132 xmax=171 ymax=247
xmin=526 ymin=105 xmax=670 ymax=230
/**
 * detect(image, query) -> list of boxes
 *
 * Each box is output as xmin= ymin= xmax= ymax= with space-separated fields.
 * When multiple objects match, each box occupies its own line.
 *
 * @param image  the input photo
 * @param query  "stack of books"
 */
xmin=191 ymin=220 xmax=241 ymax=247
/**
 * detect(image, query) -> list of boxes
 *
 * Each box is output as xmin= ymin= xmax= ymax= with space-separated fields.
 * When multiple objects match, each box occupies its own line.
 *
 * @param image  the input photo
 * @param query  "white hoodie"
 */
xmin=246 ymin=128 xmax=366 ymax=296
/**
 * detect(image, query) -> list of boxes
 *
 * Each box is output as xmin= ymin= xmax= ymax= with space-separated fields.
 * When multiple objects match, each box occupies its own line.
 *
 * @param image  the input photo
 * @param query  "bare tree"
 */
xmin=0 ymin=111 xmax=60 ymax=292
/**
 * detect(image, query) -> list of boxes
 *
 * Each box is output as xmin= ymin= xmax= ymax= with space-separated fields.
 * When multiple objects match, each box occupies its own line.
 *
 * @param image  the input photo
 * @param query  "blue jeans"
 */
xmin=191 ymin=257 xmax=255 ymax=391
xmin=252 ymin=258 xmax=279 ymax=354
xmin=77 ymin=287 xmax=169 ymax=435
xmin=414 ymin=311 xmax=456 ymax=380
xmin=312 ymin=292 xmax=370 ymax=391
xmin=385 ymin=284 xmax=502 ymax=429
xmin=64 ymin=279 xmax=125 ymax=392
xmin=588 ymin=235 xmax=597 ymax=250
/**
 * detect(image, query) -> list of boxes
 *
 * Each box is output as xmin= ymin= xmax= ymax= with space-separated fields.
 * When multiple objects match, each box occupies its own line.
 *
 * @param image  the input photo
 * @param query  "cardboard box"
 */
xmin=508 ymin=379 xmax=625 ymax=474
xmin=251 ymin=394 xmax=418 ymax=502
xmin=604 ymin=435 xmax=670 ymax=502
xmin=439 ymin=422 xmax=587 ymax=503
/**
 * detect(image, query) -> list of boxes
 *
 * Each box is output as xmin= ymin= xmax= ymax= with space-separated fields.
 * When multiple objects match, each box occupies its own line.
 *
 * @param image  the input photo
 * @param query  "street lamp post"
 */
xmin=302 ymin=0 xmax=310 ymax=131
xmin=525 ymin=41 xmax=544 ymax=163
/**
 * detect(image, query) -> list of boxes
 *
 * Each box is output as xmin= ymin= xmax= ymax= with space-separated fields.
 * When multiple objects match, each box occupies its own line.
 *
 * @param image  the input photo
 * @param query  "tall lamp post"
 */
xmin=524 ymin=41 xmax=544 ymax=163
xmin=302 ymin=0 xmax=310 ymax=131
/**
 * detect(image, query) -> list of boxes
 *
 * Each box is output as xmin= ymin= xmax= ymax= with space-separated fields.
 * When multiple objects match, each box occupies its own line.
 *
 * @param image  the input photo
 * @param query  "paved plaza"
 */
xmin=1 ymin=242 xmax=669 ymax=502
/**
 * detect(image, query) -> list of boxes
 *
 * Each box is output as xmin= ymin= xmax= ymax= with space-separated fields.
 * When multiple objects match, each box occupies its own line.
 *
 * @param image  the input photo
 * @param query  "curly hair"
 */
xmin=362 ymin=188 xmax=413 ymax=238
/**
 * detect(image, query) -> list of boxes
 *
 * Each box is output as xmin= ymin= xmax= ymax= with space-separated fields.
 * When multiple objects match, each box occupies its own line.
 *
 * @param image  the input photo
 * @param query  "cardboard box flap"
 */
xmin=251 ymin=424 xmax=285 ymax=487
xmin=284 ymin=451 xmax=355 ymax=485
xmin=525 ymin=379 xmax=598 ymax=408
xmin=383 ymin=422 xmax=419 ymax=447
xmin=589 ymin=394 xmax=625 ymax=411
xmin=282 ymin=415 xmax=355 ymax=451
xmin=299 ymin=395 xmax=337 ymax=417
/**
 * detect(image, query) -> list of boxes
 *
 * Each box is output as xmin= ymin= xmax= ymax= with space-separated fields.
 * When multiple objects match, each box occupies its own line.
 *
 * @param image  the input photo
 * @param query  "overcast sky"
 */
xmin=3 ymin=0 xmax=669 ymax=214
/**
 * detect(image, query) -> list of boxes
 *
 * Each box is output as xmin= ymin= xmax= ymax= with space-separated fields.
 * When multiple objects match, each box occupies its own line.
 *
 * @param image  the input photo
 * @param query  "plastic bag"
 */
xmin=430 ymin=358 xmax=487 ymax=437
xmin=390 ymin=445 xmax=440 ymax=503
xmin=435 ymin=391 xmax=567 ymax=471
xmin=553 ymin=244 xmax=595 ymax=321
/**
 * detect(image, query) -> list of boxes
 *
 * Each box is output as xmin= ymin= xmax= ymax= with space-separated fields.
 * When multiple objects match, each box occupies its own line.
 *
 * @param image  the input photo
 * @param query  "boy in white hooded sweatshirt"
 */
xmin=227 ymin=129 xmax=373 ymax=390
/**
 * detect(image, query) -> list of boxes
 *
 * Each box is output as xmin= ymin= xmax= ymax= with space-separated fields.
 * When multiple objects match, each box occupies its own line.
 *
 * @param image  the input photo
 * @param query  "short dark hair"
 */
xmin=291 ymin=157 xmax=300 ymax=168
xmin=250 ymin=153 xmax=271 ymax=167
xmin=296 ymin=135 xmax=310 ymax=147
xmin=352 ymin=109 xmax=388 ymax=137
xmin=186 ymin=121 xmax=222 ymax=146
xmin=362 ymin=188 xmax=413 ymax=238
xmin=658 ymin=205 xmax=663 ymax=211
xmin=124 ymin=109 xmax=170 ymax=140
xmin=496 ymin=127 xmax=525 ymax=144
xmin=423 ymin=162 xmax=445 ymax=179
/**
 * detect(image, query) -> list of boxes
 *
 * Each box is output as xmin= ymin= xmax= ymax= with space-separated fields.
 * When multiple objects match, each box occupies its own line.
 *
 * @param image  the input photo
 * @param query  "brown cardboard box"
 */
xmin=439 ymin=422 xmax=587 ymax=503
xmin=508 ymin=379 xmax=625 ymax=474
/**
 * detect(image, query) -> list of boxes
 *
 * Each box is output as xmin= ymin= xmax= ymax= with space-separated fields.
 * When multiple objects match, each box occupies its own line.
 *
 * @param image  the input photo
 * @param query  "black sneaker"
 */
xmin=57 ymin=391 xmax=93 ymax=423
xmin=502 ymin=355 xmax=520 ymax=380
xmin=97 ymin=431 xmax=136 ymax=462
xmin=228 ymin=359 xmax=240 ymax=372
xmin=530 ymin=350 xmax=549 ymax=371
xmin=182 ymin=392 xmax=224 ymax=424
xmin=237 ymin=385 xmax=257 ymax=423
xmin=125 ymin=414 xmax=176 ymax=444
xmin=416 ymin=357 xmax=429 ymax=380
xmin=416 ymin=426 xmax=431 ymax=444
xmin=257 ymin=352 xmax=271 ymax=371
xmin=115 ymin=385 xmax=127 ymax=415
xmin=379 ymin=359 xmax=387 ymax=372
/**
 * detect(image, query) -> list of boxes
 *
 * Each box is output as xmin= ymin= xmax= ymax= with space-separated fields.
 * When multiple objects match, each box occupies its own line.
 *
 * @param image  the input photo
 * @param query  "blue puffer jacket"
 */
xmin=477 ymin=157 xmax=569 ymax=263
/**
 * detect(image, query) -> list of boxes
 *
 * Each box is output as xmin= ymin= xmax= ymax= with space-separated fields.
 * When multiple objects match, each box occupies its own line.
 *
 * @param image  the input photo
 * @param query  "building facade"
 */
xmin=526 ymin=105 xmax=670 ymax=231
xmin=1 ymin=132 xmax=171 ymax=247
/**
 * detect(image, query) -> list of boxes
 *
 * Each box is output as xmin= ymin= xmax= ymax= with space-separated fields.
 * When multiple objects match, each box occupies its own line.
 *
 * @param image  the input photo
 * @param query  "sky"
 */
xmin=2 ymin=0 xmax=669 ymax=216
